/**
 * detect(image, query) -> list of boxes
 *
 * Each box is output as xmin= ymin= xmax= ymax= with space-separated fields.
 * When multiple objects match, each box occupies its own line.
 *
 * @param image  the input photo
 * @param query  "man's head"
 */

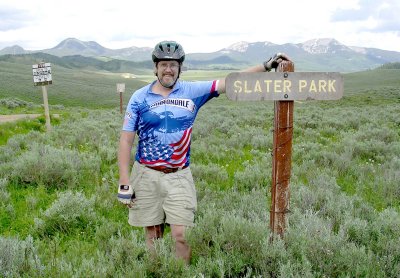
xmin=152 ymin=41 xmax=185 ymax=89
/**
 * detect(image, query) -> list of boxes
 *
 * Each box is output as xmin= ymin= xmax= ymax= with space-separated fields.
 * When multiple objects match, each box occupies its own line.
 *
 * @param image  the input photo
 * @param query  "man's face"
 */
xmin=155 ymin=60 xmax=180 ymax=88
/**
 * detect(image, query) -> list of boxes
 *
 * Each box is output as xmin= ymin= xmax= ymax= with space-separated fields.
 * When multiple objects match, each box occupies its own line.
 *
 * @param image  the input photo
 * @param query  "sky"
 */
xmin=1 ymin=0 xmax=400 ymax=54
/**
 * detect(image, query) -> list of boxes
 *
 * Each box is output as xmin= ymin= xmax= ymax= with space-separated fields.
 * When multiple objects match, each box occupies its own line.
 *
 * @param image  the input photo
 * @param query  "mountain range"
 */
xmin=1 ymin=38 xmax=400 ymax=72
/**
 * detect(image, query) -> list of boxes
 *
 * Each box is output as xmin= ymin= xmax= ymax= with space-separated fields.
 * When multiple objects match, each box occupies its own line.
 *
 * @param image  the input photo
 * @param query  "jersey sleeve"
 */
xmin=122 ymin=93 xmax=140 ymax=132
xmin=183 ymin=80 xmax=219 ymax=109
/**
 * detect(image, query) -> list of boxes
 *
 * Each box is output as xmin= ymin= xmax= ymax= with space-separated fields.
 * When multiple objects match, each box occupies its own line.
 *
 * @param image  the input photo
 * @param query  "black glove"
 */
xmin=117 ymin=184 xmax=135 ymax=205
xmin=263 ymin=53 xmax=290 ymax=71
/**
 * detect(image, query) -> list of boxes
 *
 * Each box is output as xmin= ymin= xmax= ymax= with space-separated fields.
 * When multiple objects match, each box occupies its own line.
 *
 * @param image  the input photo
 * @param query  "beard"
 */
xmin=159 ymin=74 xmax=178 ymax=88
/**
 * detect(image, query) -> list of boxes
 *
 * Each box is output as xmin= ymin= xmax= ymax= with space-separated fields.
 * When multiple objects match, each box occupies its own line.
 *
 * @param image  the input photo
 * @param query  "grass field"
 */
xmin=0 ymin=63 xmax=399 ymax=277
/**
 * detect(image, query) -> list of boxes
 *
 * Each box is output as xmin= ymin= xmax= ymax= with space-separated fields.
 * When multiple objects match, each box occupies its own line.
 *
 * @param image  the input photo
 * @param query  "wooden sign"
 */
xmin=32 ymin=63 xmax=52 ymax=86
xmin=32 ymin=62 xmax=52 ymax=131
xmin=226 ymin=72 xmax=343 ymax=101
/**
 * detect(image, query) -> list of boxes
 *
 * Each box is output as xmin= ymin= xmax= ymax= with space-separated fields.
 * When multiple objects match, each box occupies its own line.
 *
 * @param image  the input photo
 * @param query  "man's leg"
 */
xmin=145 ymin=224 xmax=164 ymax=252
xmin=170 ymin=224 xmax=191 ymax=264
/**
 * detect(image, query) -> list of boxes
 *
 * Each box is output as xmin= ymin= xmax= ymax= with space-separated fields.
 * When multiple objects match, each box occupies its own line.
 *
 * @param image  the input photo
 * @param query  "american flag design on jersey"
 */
xmin=139 ymin=127 xmax=192 ymax=167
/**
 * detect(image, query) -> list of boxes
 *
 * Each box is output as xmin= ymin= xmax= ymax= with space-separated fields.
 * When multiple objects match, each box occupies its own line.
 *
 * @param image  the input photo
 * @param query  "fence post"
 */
xmin=41 ymin=85 xmax=52 ymax=132
xmin=270 ymin=60 xmax=295 ymax=239
xmin=120 ymin=91 xmax=123 ymax=114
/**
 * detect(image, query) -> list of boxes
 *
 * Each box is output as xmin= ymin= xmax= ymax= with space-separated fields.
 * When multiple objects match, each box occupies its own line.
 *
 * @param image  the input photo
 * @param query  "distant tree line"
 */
xmin=377 ymin=62 xmax=400 ymax=69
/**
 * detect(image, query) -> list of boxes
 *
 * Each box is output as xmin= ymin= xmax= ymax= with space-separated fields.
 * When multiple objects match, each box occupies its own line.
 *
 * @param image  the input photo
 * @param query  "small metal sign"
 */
xmin=32 ymin=63 xmax=52 ymax=86
xmin=117 ymin=83 xmax=125 ymax=93
xmin=226 ymin=72 xmax=343 ymax=101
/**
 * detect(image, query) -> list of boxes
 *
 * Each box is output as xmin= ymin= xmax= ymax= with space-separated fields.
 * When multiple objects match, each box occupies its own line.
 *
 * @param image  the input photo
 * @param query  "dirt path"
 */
xmin=0 ymin=114 xmax=41 ymax=123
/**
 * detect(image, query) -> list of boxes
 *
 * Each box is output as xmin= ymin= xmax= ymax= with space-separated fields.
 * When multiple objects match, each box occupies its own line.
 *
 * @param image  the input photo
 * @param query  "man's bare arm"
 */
xmin=118 ymin=130 xmax=136 ymax=185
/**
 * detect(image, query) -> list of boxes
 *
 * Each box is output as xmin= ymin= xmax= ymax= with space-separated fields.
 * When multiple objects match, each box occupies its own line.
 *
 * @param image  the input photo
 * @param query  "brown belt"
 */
xmin=145 ymin=165 xmax=188 ymax=174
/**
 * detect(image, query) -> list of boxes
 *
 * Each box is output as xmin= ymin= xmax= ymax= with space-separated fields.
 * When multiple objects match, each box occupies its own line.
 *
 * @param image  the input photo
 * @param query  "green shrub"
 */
xmin=69 ymin=230 xmax=147 ymax=277
xmin=0 ymin=178 xmax=10 ymax=207
xmin=233 ymin=157 xmax=271 ymax=191
xmin=0 ymin=235 xmax=43 ymax=277
xmin=34 ymin=190 xmax=96 ymax=237
xmin=5 ymin=143 xmax=100 ymax=189
xmin=0 ymin=98 xmax=34 ymax=109
xmin=191 ymin=163 xmax=229 ymax=186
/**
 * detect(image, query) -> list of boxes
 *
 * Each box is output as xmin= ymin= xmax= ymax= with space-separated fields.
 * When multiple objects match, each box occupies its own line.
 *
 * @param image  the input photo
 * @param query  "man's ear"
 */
xmin=153 ymin=63 xmax=158 ymax=75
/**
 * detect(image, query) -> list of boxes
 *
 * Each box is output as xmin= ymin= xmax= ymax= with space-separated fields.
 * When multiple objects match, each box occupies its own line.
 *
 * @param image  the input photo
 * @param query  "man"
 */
xmin=118 ymin=40 xmax=290 ymax=263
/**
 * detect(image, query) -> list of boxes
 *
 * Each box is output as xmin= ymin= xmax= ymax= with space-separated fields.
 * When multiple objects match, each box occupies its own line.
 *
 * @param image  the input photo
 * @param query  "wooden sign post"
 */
xmin=117 ymin=83 xmax=125 ymax=113
xmin=32 ymin=62 xmax=52 ymax=132
xmin=270 ymin=61 xmax=294 ymax=239
xmin=226 ymin=63 xmax=343 ymax=239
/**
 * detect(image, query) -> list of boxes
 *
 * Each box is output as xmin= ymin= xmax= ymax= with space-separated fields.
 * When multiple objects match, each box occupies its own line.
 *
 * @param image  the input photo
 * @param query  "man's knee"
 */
xmin=146 ymin=225 xmax=164 ymax=240
xmin=171 ymin=225 xmax=186 ymax=242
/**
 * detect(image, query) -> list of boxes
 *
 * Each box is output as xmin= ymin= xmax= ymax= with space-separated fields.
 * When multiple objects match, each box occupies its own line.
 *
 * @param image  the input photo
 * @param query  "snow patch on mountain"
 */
xmin=301 ymin=38 xmax=349 ymax=54
xmin=225 ymin=41 xmax=250 ymax=52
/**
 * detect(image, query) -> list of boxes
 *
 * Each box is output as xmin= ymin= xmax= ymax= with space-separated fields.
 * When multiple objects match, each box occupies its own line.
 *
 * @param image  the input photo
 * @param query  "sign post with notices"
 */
xmin=117 ymin=83 xmax=125 ymax=114
xmin=32 ymin=62 xmax=52 ymax=131
xmin=226 ymin=62 xmax=344 ymax=239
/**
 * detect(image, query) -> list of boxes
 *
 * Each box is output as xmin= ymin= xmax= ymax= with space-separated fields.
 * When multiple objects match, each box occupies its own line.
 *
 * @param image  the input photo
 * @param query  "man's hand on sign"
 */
xmin=263 ymin=53 xmax=291 ymax=71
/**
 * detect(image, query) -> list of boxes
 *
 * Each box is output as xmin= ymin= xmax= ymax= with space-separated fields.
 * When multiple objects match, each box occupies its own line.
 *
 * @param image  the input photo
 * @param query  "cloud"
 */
xmin=331 ymin=0 xmax=400 ymax=33
xmin=0 ymin=6 xmax=33 ymax=31
xmin=1 ymin=0 xmax=400 ymax=53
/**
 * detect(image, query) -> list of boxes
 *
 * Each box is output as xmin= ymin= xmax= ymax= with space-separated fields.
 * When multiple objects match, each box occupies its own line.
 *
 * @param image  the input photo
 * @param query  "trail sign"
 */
xmin=226 ymin=72 xmax=343 ymax=101
xmin=225 ymin=64 xmax=344 ymax=239
xmin=117 ymin=83 xmax=125 ymax=93
xmin=32 ymin=62 xmax=52 ymax=131
xmin=32 ymin=63 xmax=52 ymax=86
xmin=117 ymin=83 xmax=126 ymax=113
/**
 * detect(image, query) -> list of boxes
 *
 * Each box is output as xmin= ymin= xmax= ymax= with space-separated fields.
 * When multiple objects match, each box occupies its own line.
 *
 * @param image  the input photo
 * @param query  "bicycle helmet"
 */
xmin=152 ymin=41 xmax=185 ymax=63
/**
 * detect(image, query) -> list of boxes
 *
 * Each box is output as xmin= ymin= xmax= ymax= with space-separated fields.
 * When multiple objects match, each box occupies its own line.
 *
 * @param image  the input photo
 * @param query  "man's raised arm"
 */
xmin=217 ymin=53 xmax=291 ymax=94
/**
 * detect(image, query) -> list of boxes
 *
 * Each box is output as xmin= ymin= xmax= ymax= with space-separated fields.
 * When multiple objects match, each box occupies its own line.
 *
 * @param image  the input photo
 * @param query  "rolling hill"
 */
xmin=2 ymin=38 xmax=400 ymax=72
xmin=0 ymin=52 xmax=153 ymax=73
xmin=1 ymin=51 xmax=399 ymax=109
xmin=0 ymin=57 xmax=150 ymax=108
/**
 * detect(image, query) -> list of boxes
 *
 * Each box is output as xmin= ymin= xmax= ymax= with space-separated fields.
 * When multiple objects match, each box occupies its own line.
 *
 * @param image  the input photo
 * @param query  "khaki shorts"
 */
xmin=128 ymin=162 xmax=197 ymax=227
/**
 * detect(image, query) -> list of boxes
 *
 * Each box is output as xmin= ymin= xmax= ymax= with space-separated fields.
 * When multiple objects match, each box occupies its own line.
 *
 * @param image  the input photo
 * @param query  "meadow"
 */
xmin=0 ymin=62 xmax=399 ymax=277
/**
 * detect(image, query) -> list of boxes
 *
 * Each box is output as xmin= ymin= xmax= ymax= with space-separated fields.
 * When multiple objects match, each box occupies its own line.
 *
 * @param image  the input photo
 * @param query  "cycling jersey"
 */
xmin=123 ymin=80 xmax=219 ymax=168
